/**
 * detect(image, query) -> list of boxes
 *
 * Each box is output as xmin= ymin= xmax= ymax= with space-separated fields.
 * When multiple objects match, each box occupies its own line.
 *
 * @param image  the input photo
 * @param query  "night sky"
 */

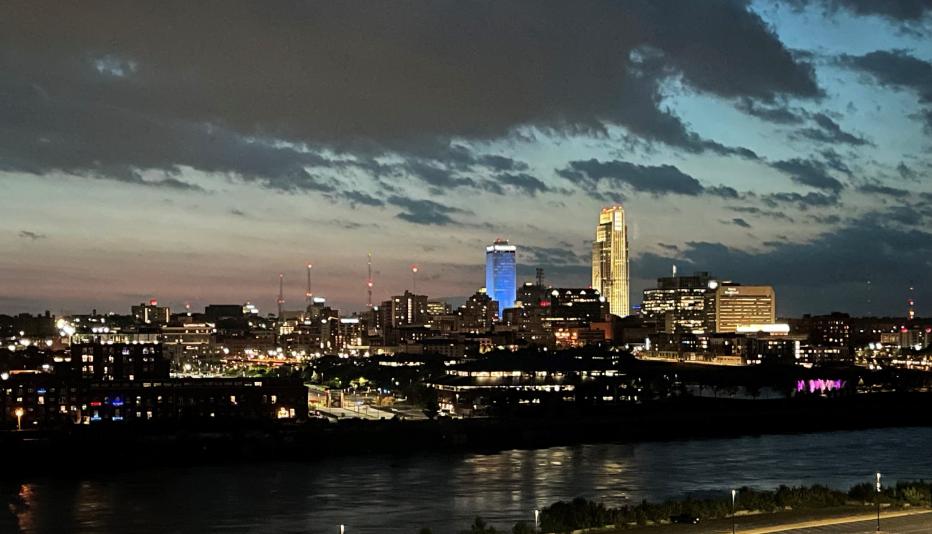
xmin=2 ymin=1 xmax=931 ymax=317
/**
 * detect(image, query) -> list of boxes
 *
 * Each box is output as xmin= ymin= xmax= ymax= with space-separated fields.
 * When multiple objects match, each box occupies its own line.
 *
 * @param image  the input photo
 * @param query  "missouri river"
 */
xmin=4 ymin=426 xmax=930 ymax=533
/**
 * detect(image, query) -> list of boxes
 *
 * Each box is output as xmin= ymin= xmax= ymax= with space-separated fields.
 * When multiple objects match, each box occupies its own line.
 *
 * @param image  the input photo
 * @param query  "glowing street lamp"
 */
xmin=14 ymin=407 xmax=24 ymax=431
xmin=876 ymin=472 xmax=882 ymax=532
xmin=339 ymin=525 xmax=345 ymax=534
xmin=731 ymin=489 xmax=737 ymax=534
xmin=534 ymin=509 xmax=540 ymax=531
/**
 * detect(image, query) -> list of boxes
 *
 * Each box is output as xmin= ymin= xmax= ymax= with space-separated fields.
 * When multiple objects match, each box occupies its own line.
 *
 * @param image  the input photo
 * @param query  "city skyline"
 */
xmin=2 ymin=1 xmax=932 ymax=317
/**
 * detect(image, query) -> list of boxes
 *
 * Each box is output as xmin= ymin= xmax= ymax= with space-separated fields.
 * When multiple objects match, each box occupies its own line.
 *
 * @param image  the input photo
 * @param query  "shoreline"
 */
xmin=2 ymin=392 xmax=931 ymax=476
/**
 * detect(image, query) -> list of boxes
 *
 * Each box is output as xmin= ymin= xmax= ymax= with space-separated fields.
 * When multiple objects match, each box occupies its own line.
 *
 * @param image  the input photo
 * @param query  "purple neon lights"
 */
xmin=796 ymin=379 xmax=845 ymax=393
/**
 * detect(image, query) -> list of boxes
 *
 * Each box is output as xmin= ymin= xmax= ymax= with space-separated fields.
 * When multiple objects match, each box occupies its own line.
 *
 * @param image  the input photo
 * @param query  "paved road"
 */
xmin=620 ymin=510 xmax=932 ymax=534
xmin=752 ymin=511 xmax=932 ymax=533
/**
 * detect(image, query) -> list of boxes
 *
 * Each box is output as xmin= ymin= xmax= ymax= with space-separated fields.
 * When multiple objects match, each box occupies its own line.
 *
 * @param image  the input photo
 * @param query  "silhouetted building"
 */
xmin=64 ymin=342 xmax=169 ymax=381
xmin=204 ymin=304 xmax=244 ymax=322
xmin=131 ymin=300 xmax=170 ymax=325
xmin=459 ymin=290 xmax=498 ymax=333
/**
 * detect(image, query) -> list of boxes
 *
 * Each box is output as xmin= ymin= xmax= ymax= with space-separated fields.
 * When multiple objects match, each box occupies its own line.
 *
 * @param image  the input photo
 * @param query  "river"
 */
xmin=4 ymin=426 xmax=931 ymax=533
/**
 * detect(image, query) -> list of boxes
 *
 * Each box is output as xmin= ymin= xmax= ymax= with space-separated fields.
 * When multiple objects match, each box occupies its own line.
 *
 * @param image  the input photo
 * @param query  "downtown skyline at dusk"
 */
xmin=3 ymin=0 xmax=932 ymax=317
xmin=6 ymin=4 xmax=932 ymax=534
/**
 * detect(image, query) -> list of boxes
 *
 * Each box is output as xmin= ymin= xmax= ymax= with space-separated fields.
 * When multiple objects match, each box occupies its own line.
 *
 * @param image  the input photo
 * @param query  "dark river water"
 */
xmin=4 ymin=426 xmax=931 ymax=533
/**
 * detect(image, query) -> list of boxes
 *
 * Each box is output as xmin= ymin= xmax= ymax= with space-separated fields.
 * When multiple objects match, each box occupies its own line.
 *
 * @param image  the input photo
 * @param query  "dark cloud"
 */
xmin=0 ymin=0 xmax=819 ymax=186
xmin=478 ymin=155 xmax=529 ymax=173
xmin=522 ymin=246 xmax=586 ymax=266
xmin=728 ymin=217 xmax=752 ymax=228
xmin=729 ymin=205 xmax=795 ymax=222
xmin=796 ymin=113 xmax=870 ymax=145
xmin=840 ymin=50 xmax=932 ymax=101
xmin=771 ymin=158 xmax=845 ymax=193
xmin=387 ymin=196 xmax=467 ymax=226
xmin=229 ymin=209 xmax=247 ymax=217
xmin=857 ymin=183 xmax=910 ymax=198
xmin=633 ymin=209 xmax=932 ymax=314
xmin=898 ymin=162 xmax=919 ymax=180
xmin=494 ymin=173 xmax=552 ymax=196
xmin=734 ymin=97 xmax=807 ymax=124
xmin=839 ymin=50 xmax=932 ymax=132
xmin=808 ymin=213 xmax=842 ymax=224
xmin=558 ymin=159 xmax=705 ymax=197
xmin=816 ymin=0 xmax=932 ymax=22
xmin=819 ymin=148 xmax=853 ymax=176
xmin=342 ymin=190 xmax=385 ymax=207
xmin=18 ymin=230 xmax=47 ymax=240
xmin=761 ymin=191 xmax=840 ymax=209
xmin=706 ymin=185 xmax=743 ymax=199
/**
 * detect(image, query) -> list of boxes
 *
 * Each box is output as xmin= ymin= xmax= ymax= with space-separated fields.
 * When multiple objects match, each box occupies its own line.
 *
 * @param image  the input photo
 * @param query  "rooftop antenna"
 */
xmin=866 ymin=278 xmax=872 ymax=317
xmin=306 ymin=263 xmax=314 ymax=307
xmin=367 ymin=253 xmax=374 ymax=308
xmin=536 ymin=267 xmax=544 ymax=287
xmin=411 ymin=264 xmax=419 ymax=294
xmin=277 ymin=273 xmax=285 ymax=319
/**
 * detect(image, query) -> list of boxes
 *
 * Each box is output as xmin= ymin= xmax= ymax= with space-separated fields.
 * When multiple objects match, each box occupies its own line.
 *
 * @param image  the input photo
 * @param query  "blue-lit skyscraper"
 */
xmin=485 ymin=239 xmax=516 ymax=317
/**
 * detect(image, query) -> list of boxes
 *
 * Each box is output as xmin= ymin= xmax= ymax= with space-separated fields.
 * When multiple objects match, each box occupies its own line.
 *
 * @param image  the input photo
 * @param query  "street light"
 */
xmin=14 ymin=407 xmax=24 ymax=431
xmin=876 ymin=472 xmax=882 ymax=532
xmin=731 ymin=489 xmax=737 ymax=534
xmin=340 ymin=525 xmax=345 ymax=534
xmin=534 ymin=509 xmax=540 ymax=531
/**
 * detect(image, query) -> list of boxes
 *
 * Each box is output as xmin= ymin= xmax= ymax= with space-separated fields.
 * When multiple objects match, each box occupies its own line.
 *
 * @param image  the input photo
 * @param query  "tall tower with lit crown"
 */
xmin=592 ymin=206 xmax=630 ymax=317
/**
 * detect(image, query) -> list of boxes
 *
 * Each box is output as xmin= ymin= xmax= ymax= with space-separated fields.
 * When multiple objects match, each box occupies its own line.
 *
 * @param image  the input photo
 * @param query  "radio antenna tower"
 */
xmin=367 ymin=253 xmax=374 ymax=308
xmin=312 ymin=263 xmax=314 ymax=306
xmin=277 ymin=273 xmax=285 ymax=319
xmin=908 ymin=284 xmax=916 ymax=321
xmin=411 ymin=264 xmax=419 ymax=294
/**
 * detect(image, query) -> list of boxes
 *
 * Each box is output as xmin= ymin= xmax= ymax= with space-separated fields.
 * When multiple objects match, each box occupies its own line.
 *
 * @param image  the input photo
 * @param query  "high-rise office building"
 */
xmin=592 ymin=206 xmax=630 ymax=317
xmin=642 ymin=271 xmax=714 ymax=334
xmin=708 ymin=284 xmax=776 ymax=333
xmin=485 ymin=239 xmax=516 ymax=317
xmin=131 ymin=300 xmax=170 ymax=325
xmin=386 ymin=291 xmax=429 ymax=327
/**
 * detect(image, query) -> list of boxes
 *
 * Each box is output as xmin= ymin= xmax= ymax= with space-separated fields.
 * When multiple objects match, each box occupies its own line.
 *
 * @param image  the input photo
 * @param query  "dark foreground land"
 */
xmin=2 ymin=392 xmax=931 ymax=476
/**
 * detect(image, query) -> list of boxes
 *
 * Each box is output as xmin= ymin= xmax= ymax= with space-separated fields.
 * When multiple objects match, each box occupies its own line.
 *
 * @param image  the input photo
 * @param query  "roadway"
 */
xmin=619 ymin=510 xmax=932 ymax=534
xmin=744 ymin=510 xmax=932 ymax=533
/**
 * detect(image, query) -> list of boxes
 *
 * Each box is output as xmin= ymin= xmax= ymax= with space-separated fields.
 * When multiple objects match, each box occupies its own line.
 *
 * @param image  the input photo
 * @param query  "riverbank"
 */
xmin=492 ymin=481 xmax=932 ymax=534
xmin=2 ymin=392 xmax=932 ymax=476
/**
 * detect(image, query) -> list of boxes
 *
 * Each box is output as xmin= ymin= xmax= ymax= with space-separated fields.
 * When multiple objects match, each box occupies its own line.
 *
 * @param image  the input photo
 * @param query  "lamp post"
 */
xmin=731 ymin=489 xmax=737 ymax=534
xmin=534 ymin=509 xmax=540 ymax=531
xmin=340 ymin=525 xmax=345 ymax=534
xmin=14 ymin=407 xmax=23 ymax=431
xmin=876 ymin=472 xmax=882 ymax=532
